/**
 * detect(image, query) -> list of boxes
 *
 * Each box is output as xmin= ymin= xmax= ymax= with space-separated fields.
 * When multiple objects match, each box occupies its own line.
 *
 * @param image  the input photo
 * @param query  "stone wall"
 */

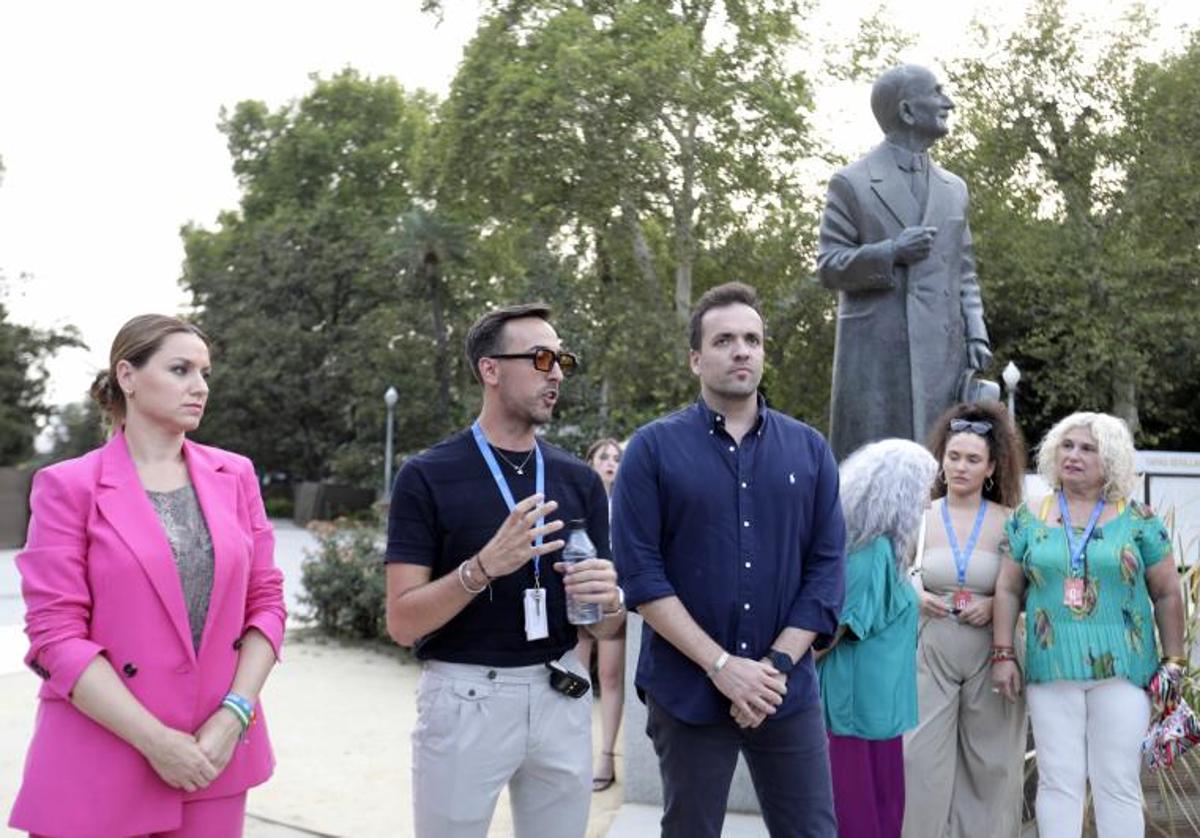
xmin=0 ymin=467 xmax=32 ymax=548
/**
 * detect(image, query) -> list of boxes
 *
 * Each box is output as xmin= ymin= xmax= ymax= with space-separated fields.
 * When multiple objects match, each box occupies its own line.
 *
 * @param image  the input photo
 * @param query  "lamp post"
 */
xmin=383 ymin=386 xmax=399 ymax=497
xmin=1002 ymin=361 xmax=1021 ymax=420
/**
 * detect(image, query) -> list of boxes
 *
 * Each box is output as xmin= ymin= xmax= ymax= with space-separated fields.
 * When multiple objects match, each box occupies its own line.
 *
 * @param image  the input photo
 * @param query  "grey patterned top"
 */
xmin=147 ymin=484 xmax=215 ymax=652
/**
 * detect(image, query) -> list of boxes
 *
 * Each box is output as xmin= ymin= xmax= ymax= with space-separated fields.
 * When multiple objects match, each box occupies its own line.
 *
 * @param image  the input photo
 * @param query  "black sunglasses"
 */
xmin=950 ymin=418 xmax=993 ymax=435
xmin=490 ymin=347 xmax=579 ymax=376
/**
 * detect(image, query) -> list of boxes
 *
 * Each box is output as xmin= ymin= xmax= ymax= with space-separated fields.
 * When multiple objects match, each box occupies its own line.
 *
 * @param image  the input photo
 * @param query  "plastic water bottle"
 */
xmin=562 ymin=519 xmax=602 ymax=625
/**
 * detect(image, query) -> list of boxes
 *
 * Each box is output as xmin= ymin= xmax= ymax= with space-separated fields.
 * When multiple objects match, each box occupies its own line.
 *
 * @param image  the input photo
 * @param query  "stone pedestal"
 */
xmin=622 ymin=613 xmax=763 ymax=813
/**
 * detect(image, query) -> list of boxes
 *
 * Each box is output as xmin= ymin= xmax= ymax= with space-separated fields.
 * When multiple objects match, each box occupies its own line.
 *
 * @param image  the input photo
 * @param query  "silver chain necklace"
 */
xmin=492 ymin=446 xmax=535 ymax=475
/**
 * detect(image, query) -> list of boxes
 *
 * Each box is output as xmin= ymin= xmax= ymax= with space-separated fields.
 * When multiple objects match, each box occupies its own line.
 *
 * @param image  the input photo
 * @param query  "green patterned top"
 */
xmin=1005 ymin=499 xmax=1173 ymax=687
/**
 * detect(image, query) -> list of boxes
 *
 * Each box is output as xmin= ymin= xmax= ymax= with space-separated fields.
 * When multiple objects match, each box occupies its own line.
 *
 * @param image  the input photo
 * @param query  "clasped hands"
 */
xmin=717 ymin=656 xmax=787 ymax=730
xmin=476 ymin=492 xmax=620 ymax=610
xmin=142 ymin=705 xmax=243 ymax=792
xmin=919 ymin=591 xmax=993 ymax=627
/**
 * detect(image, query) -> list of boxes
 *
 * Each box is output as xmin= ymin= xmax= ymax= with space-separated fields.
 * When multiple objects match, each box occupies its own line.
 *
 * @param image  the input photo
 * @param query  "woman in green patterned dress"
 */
xmin=991 ymin=412 xmax=1184 ymax=838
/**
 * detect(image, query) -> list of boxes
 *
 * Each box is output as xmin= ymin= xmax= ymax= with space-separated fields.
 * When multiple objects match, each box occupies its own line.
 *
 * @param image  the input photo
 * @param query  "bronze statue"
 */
xmin=818 ymin=65 xmax=992 ymax=461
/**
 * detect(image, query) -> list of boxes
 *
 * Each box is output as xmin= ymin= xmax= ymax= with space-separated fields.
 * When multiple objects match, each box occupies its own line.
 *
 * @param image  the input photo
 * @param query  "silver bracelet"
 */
xmin=458 ymin=560 xmax=487 ymax=595
xmin=706 ymin=651 xmax=730 ymax=679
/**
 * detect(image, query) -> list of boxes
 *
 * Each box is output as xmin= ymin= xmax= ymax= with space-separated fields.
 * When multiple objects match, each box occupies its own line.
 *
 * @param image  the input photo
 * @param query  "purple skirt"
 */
xmin=827 ymin=733 xmax=904 ymax=838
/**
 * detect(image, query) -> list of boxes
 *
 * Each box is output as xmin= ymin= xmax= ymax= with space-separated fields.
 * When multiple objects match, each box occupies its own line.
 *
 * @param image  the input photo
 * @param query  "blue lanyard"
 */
xmin=1057 ymin=492 xmax=1105 ymax=577
xmin=471 ymin=421 xmax=545 ymax=586
xmin=940 ymin=498 xmax=988 ymax=588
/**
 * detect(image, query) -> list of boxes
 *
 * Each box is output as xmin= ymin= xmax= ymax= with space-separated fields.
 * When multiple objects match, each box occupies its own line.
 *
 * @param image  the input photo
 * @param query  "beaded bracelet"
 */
xmin=989 ymin=646 xmax=1017 ymax=665
xmin=221 ymin=692 xmax=255 ymax=735
xmin=474 ymin=553 xmax=494 ymax=582
xmin=1161 ymin=655 xmax=1189 ymax=671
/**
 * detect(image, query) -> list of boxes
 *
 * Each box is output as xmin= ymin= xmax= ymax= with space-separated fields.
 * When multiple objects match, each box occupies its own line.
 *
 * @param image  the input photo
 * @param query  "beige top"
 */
xmin=917 ymin=499 xmax=1009 ymax=596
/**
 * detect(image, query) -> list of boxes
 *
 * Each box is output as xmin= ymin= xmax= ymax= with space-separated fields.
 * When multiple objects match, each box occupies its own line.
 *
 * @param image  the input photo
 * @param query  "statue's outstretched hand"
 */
xmin=967 ymin=340 xmax=993 ymax=371
xmin=894 ymin=226 xmax=937 ymax=264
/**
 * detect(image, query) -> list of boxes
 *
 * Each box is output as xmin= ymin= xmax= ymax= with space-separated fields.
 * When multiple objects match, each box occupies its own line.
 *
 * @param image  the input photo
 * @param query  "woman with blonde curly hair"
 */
xmin=992 ymin=412 xmax=1184 ymax=838
xmin=903 ymin=401 xmax=1027 ymax=838
xmin=818 ymin=438 xmax=938 ymax=838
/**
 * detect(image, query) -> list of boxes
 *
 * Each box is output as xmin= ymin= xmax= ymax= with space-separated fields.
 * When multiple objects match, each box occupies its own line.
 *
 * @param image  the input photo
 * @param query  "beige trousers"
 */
xmin=411 ymin=653 xmax=593 ymax=838
xmin=902 ymin=616 xmax=1027 ymax=838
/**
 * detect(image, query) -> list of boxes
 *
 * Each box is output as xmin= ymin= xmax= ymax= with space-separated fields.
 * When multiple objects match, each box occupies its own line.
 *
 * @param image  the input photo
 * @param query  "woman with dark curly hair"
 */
xmin=902 ymin=401 xmax=1028 ymax=838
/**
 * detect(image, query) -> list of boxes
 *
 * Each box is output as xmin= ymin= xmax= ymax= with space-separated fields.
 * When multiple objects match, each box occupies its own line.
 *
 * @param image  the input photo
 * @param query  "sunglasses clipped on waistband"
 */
xmin=490 ymin=347 xmax=579 ymax=376
xmin=949 ymin=418 xmax=993 ymax=435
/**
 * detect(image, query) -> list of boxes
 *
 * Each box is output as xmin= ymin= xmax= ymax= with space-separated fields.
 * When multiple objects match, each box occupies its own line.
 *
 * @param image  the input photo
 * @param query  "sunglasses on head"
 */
xmin=490 ymin=347 xmax=579 ymax=376
xmin=950 ymin=418 xmax=993 ymax=435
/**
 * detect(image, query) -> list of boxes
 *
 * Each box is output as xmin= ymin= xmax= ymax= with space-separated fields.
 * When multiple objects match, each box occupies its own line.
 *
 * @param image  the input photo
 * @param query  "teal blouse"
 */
xmin=1006 ymin=499 xmax=1173 ymax=687
xmin=818 ymin=536 xmax=918 ymax=739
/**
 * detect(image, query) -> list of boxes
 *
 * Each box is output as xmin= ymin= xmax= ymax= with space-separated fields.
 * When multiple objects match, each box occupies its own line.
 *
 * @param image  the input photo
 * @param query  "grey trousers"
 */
xmin=412 ymin=653 xmax=593 ymax=838
xmin=902 ymin=617 xmax=1027 ymax=838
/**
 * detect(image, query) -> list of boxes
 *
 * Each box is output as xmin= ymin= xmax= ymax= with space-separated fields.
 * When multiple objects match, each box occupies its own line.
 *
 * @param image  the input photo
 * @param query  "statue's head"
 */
xmin=870 ymin=65 xmax=954 ymax=144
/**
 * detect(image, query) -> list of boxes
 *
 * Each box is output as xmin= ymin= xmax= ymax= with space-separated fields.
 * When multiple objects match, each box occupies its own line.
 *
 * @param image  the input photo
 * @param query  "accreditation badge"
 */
xmin=524 ymin=588 xmax=549 ymax=641
xmin=953 ymin=589 xmax=973 ymax=612
xmin=1063 ymin=577 xmax=1085 ymax=609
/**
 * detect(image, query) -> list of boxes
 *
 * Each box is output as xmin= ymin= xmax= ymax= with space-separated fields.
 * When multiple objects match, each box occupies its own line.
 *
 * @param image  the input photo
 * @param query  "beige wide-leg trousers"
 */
xmin=902 ymin=616 xmax=1027 ymax=838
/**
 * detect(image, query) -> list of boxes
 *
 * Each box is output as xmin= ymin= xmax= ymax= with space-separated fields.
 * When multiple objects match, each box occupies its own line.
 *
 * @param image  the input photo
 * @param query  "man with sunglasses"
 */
xmin=614 ymin=283 xmax=845 ymax=837
xmin=383 ymin=303 xmax=624 ymax=838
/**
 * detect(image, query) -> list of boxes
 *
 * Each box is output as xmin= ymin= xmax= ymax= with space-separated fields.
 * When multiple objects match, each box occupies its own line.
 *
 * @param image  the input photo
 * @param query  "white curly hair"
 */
xmin=839 ymin=438 xmax=938 ymax=568
xmin=1036 ymin=412 xmax=1137 ymax=502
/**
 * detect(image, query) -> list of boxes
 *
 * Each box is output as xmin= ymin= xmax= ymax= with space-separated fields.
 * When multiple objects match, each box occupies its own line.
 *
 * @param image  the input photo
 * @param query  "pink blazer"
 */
xmin=9 ymin=431 xmax=287 ymax=837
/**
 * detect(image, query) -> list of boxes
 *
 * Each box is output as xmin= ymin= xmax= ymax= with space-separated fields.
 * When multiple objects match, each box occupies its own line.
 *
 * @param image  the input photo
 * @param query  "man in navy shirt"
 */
xmin=385 ymin=303 xmax=625 ymax=838
xmin=613 ymin=282 xmax=845 ymax=837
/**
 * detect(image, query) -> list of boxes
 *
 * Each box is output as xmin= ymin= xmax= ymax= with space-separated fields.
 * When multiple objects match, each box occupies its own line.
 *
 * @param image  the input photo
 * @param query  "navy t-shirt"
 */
xmin=385 ymin=428 xmax=611 ymax=666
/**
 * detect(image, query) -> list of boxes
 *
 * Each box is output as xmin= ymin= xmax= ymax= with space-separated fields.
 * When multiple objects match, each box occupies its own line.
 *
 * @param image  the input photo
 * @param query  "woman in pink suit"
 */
xmin=9 ymin=314 xmax=286 ymax=837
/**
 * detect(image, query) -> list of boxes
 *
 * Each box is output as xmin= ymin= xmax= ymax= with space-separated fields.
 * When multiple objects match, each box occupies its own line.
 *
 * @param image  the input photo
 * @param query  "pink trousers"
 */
xmin=32 ymin=792 xmax=246 ymax=838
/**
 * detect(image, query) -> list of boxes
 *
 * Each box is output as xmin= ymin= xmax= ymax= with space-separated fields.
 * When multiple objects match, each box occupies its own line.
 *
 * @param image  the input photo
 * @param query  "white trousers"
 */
xmin=411 ymin=652 xmax=593 ymax=838
xmin=1026 ymin=678 xmax=1150 ymax=838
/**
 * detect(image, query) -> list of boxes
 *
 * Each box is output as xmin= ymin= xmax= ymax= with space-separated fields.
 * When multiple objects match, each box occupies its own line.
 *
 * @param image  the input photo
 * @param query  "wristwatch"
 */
xmin=603 ymin=585 xmax=626 ymax=616
xmin=767 ymin=648 xmax=795 ymax=674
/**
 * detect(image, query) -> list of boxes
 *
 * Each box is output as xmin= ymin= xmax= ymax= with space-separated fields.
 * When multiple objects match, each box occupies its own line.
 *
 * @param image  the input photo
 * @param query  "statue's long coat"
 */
xmin=817 ymin=143 xmax=989 ymax=462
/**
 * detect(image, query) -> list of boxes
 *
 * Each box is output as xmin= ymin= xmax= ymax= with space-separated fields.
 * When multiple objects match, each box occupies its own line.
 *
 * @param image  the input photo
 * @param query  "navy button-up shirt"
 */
xmin=613 ymin=398 xmax=846 ymax=724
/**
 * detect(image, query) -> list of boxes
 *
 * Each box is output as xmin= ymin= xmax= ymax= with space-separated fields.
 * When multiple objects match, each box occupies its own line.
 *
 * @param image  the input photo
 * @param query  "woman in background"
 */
xmin=903 ymin=401 xmax=1027 ymax=838
xmin=10 ymin=314 xmax=286 ymax=837
xmin=576 ymin=437 xmax=625 ymax=792
xmin=818 ymin=438 xmax=938 ymax=838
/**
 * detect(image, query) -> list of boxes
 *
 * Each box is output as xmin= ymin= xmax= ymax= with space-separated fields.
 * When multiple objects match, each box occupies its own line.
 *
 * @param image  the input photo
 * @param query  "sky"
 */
xmin=0 ymin=0 xmax=1195 ymax=413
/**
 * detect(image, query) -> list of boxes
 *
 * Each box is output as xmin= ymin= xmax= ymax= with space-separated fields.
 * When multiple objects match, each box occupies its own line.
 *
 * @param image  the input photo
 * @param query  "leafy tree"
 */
xmin=430 ymin=0 xmax=830 ymax=439
xmin=45 ymin=399 xmax=105 ymax=463
xmin=1114 ymin=29 xmax=1200 ymax=450
xmin=181 ymin=70 xmax=442 ymax=483
xmin=0 ymin=290 xmax=83 ymax=466
xmin=941 ymin=0 xmax=1198 ymax=446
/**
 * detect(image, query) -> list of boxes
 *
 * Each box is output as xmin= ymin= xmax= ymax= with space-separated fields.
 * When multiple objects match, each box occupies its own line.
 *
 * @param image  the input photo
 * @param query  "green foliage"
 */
xmin=181 ymin=70 xmax=448 ymax=483
xmin=941 ymin=0 xmax=1200 ymax=448
xmin=298 ymin=523 xmax=388 ymax=641
xmin=0 ymin=290 xmax=84 ymax=466
xmin=180 ymin=1 xmax=1200 ymax=483
xmin=430 ymin=0 xmax=831 ymax=438
xmin=44 ymin=400 xmax=105 ymax=463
